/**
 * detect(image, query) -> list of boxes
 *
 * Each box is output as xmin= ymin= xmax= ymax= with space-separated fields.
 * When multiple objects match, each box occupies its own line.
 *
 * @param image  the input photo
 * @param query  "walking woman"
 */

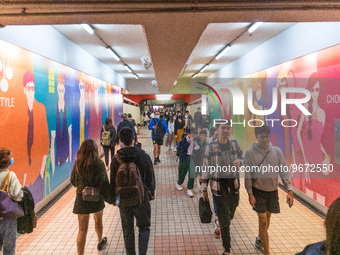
xmin=71 ymin=139 xmax=113 ymax=255
xmin=174 ymin=112 xmax=185 ymax=150
xmin=100 ymin=118 xmax=116 ymax=170
xmin=165 ymin=116 xmax=175 ymax=150
xmin=0 ymin=148 xmax=23 ymax=255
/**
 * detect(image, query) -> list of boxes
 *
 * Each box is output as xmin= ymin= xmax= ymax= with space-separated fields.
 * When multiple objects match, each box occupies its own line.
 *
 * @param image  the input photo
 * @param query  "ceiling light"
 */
xmin=215 ymin=45 xmax=231 ymax=60
xmin=124 ymin=65 xmax=132 ymax=73
xmin=200 ymin=64 xmax=209 ymax=73
xmin=186 ymin=56 xmax=193 ymax=65
xmin=248 ymin=22 xmax=264 ymax=34
xmin=106 ymin=47 xmax=120 ymax=61
xmin=133 ymin=74 xmax=139 ymax=79
xmin=156 ymin=94 xmax=172 ymax=100
xmin=173 ymin=80 xmax=177 ymax=85
xmin=81 ymin=24 xmax=94 ymax=35
xmin=192 ymin=73 xmax=198 ymax=79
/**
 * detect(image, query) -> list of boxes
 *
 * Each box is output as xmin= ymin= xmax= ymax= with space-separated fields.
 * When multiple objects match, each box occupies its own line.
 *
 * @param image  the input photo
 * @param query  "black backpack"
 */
xmin=17 ymin=187 xmax=36 ymax=234
xmin=153 ymin=119 xmax=165 ymax=140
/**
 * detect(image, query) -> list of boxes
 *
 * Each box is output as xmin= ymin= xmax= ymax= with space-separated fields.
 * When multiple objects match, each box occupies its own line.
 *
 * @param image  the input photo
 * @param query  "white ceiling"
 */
xmin=53 ymin=22 xmax=294 ymax=92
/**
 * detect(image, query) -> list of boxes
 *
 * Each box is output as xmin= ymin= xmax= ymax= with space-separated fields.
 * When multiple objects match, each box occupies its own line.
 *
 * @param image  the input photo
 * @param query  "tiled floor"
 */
xmin=13 ymin=128 xmax=326 ymax=255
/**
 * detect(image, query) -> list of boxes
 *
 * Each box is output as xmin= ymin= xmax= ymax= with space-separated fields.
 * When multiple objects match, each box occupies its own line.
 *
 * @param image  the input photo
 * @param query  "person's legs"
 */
xmin=103 ymin=147 xmax=109 ymax=167
xmin=93 ymin=210 xmax=104 ymax=244
xmin=187 ymin=158 xmax=194 ymax=190
xmin=0 ymin=218 xmax=17 ymax=255
xmin=110 ymin=147 xmax=115 ymax=164
xmin=214 ymin=194 xmax=231 ymax=253
xmin=266 ymin=212 xmax=271 ymax=230
xmin=177 ymin=157 xmax=189 ymax=185
xmin=77 ymin=214 xmax=90 ymax=255
xmin=258 ymin=213 xmax=270 ymax=254
xmin=120 ymin=207 xmax=136 ymax=255
xmin=134 ymin=196 xmax=151 ymax=255
xmin=153 ymin=142 xmax=158 ymax=164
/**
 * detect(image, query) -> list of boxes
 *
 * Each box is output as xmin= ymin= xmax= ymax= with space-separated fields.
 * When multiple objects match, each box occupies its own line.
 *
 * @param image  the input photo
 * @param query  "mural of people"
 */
xmin=297 ymin=72 xmax=331 ymax=205
xmin=88 ymin=80 xmax=102 ymax=147
xmin=55 ymin=73 xmax=72 ymax=167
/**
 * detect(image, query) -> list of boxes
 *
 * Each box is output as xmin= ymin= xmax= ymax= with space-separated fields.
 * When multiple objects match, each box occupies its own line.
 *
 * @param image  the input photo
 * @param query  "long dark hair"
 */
xmin=105 ymin=117 xmax=113 ymax=127
xmin=75 ymin=139 xmax=99 ymax=172
xmin=325 ymin=197 xmax=340 ymax=254
xmin=306 ymin=72 xmax=323 ymax=141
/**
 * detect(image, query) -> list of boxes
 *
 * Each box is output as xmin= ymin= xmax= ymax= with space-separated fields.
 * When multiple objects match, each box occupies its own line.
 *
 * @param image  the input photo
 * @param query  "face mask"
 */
xmin=9 ymin=157 xmax=14 ymax=167
xmin=155 ymin=115 xmax=160 ymax=119
xmin=173 ymin=117 xmax=176 ymax=120
xmin=185 ymin=116 xmax=188 ymax=119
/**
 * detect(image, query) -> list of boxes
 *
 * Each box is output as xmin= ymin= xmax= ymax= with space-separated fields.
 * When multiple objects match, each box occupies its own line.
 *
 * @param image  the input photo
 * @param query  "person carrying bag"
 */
xmin=0 ymin=148 xmax=24 ymax=255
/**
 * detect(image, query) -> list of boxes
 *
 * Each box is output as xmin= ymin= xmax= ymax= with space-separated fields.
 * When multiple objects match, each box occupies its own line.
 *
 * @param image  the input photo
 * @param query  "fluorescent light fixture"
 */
xmin=215 ymin=45 xmax=231 ymax=60
xmin=173 ymin=80 xmax=177 ymax=85
xmin=156 ymin=94 xmax=172 ymax=101
xmin=200 ymin=64 xmax=209 ymax=73
xmin=81 ymin=24 xmax=94 ymax=35
xmin=186 ymin=56 xmax=193 ymax=65
xmin=106 ymin=47 xmax=120 ymax=61
xmin=124 ymin=64 xmax=132 ymax=73
xmin=248 ymin=22 xmax=264 ymax=34
xmin=133 ymin=74 xmax=139 ymax=79
xmin=192 ymin=73 xmax=198 ymax=79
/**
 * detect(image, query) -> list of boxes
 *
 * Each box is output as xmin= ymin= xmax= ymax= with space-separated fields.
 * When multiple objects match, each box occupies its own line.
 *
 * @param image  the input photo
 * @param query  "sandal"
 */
xmin=97 ymin=237 xmax=107 ymax=251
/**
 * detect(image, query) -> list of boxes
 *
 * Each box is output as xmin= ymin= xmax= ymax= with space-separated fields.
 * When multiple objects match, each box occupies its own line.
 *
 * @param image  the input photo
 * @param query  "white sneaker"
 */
xmin=176 ymin=183 xmax=183 ymax=191
xmin=173 ymin=147 xmax=177 ymax=152
xmin=187 ymin=189 xmax=194 ymax=197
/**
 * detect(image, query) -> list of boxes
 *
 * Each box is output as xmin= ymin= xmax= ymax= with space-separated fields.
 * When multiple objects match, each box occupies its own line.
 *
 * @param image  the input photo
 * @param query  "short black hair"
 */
xmin=199 ymin=130 xmax=207 ymax=136
xmin=255 ymin=125 xmax=271 ymax=137
xmin=119 ymin=127 xmax=134 ymax=146
xmin=216 ymin=119 xmax=231 ymax=129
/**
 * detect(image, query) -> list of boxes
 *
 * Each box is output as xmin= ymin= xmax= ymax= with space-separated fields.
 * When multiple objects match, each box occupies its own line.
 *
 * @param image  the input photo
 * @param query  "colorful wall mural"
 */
xmin=207 ymin=44 xmax=340 ymax=208
xmin=0 ymin=39 xmax=123 ymax=204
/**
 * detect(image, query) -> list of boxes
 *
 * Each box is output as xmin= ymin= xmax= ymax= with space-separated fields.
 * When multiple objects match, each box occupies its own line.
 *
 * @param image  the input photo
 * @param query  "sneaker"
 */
xmin=97 ymin=237 xmax=107 ymax=251
xmin=214 ymin=228 xmax=220 ymax=239
xmin=154 ymin=159 xmax=157 ymax=165
xmin=173 ymin=147 xmax=177 ymax=152
xmin=221 ymin=252 xmax=230 ymax=255
xmin=255 ymin=236 xmax=264 ymax=253
xmin=156 ymin=157 xmax=161 ymax=163
xmin=187 ymin=189 xmax=194 ymax=197
xmin=176 ymin=183 xmax=183 ymax=191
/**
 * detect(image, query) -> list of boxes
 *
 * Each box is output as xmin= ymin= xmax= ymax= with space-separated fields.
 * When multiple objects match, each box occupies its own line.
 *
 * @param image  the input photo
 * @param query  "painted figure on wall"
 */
xmin=88 ymin=80 xmax=102 ymax=146
xmin=297 ymin=72 xmax=331 ymax=206
xmin=55 ymin=73 xmax=72 ymax=167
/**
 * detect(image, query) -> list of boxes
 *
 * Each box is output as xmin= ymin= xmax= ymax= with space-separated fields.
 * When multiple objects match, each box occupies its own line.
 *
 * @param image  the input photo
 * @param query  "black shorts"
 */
xmin=252 ymin=187 xmax=280 ymax=214
xmin=152 ymin=138 xmax=163 ymax=146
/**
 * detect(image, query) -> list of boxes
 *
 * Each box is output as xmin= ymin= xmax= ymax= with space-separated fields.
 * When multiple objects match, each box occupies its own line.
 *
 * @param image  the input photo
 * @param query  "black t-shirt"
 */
xmin=218 ymin=140 xmax=232 ymax=188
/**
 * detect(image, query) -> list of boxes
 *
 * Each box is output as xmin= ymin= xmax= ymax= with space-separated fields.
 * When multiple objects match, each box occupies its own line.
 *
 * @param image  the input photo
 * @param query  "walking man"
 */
xmin=201 ymin=122 xmax=243 ymax=255
xmin=244 ymin=125 xmax=294 ymax=255
xmin=110 ymin=127 xmax=155 ymax=255
xmin=148 ymin=111 xmax=169 ymax=165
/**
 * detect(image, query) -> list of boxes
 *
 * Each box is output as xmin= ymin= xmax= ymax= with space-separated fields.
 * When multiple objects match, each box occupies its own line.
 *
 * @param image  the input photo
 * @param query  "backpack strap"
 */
xmin=103 ymin=126 xmax=106 ymax=132
xmin=114 ymin=154 xmax=123 ymax=165
xmin=1 ymin=171 xmax=11 ymax=192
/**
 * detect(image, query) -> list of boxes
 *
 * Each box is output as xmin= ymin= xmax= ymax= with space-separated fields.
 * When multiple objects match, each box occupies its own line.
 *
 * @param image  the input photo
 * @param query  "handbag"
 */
xmin=82 ymin=187 xmax=101 ymax=202
xmin=0 ymin=171 xmax=25 ymax=219
xmin=199 ymin=197 xmax=212 ymax=223
xmin=76 ymin=167 xmax=101 ymax=202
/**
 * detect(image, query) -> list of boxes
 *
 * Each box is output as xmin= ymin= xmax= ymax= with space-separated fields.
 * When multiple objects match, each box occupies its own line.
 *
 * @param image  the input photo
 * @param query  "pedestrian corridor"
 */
xmin=13 ymin=128 xmax=326 ymax=255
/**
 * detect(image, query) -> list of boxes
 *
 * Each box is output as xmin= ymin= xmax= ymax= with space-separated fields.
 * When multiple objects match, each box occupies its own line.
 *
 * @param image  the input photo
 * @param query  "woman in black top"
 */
xmin=174 ymin=113 xmax=185 ymax=143
xmin=71 ymin=139 xmax=113 ymax=254
xmin=100 ymin=118 xmax=116 ymax=169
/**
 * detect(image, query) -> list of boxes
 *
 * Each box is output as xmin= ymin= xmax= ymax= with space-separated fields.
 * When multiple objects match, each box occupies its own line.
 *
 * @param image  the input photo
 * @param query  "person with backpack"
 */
xmin=0 ymin=148 xmax=24 ymax=255
xmin=165 ymin=116 xmax=175 ymax=151
xmin=100 ymin=118 xmax=116 ymax=170
xmin=116 ymin=113 xmax=138 ymax=148
xmin=148 ymin=111 xmax=169 ymax=165
xmin=71 ymin=139 xmax=113 ymax=255
xmin=174 ymin=112 xmax=185 ymax=152
xmin=110 ymin=127 xmax=155 ymax=255
xmin=176 ymin=128 xmax=197 ymax=197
